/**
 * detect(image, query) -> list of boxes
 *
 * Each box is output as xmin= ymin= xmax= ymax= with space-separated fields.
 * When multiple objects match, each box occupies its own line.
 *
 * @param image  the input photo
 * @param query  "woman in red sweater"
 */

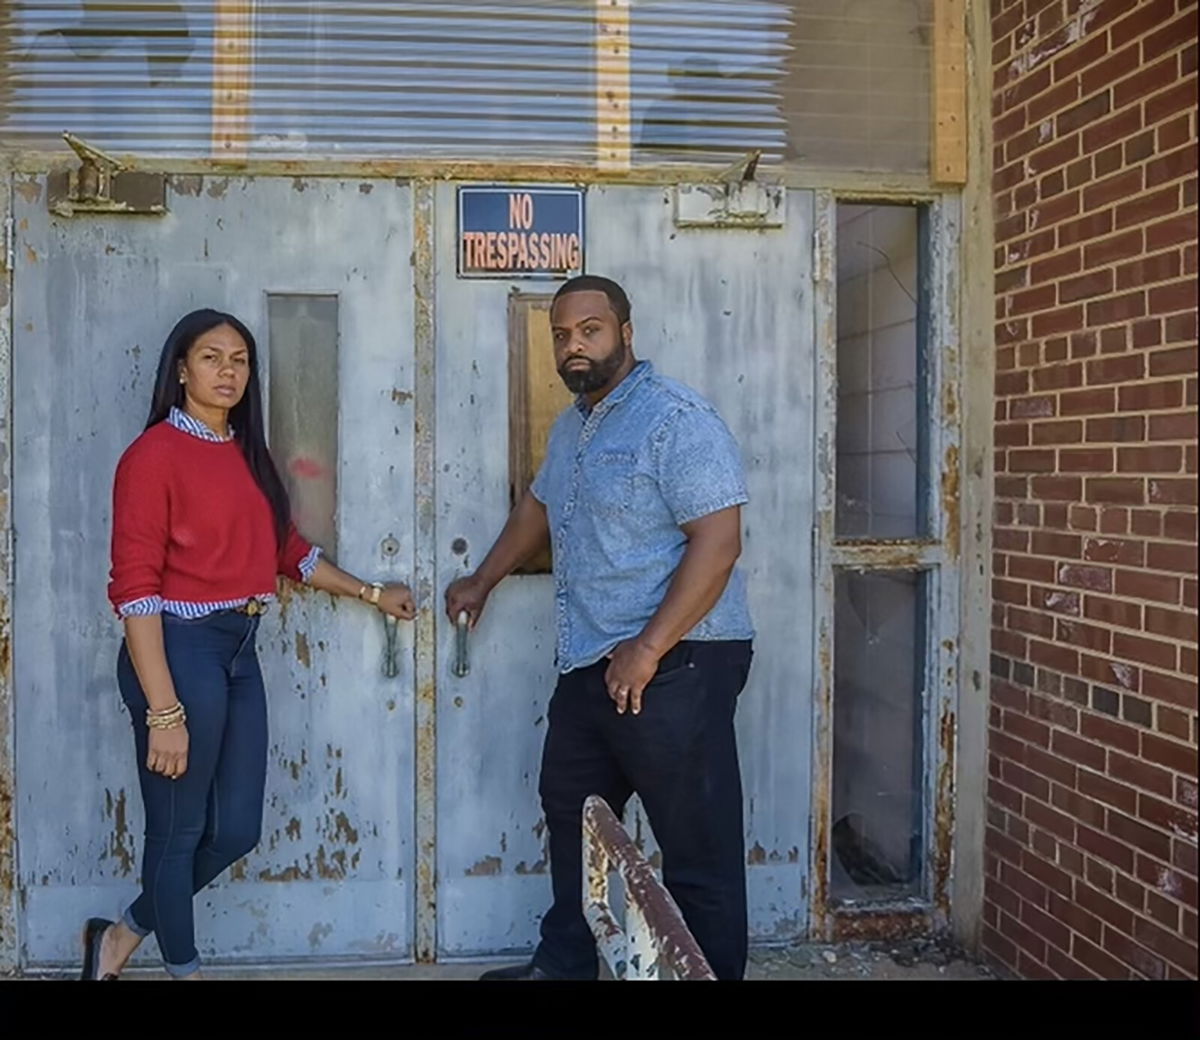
xmin=83 ymin=308 xmax=415 ymax=981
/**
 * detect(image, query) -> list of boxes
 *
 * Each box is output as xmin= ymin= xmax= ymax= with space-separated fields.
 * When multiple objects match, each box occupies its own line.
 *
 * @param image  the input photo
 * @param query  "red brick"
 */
xmin=1119 ymin=381 xmax=1184 ymax=411
xmin=1085 ymin=855 xmax=1115 ymax=893
xmin=1146 ymin=890 xmax=1181 ymax=932
xmin=1028 ymin=745 xmax=1079 ymax=788
xmin=1147 ymin=540 xmax=1199 ymax=572
xmin=1080 ymin=653 xmax=1139 ymax=691
xmin=1133 ymin=915 xmax=1200 ymax=974
xmin=1031 ymin=475 xmax=1084 ymax=500
xmin=1022 ymin=898 xmax=1074 ymax=952
xmin=1141 ymin=8 xmax=1197 ymax=60
xmin=983 ymin=923 xmax=1018 ymax=968
xmin=1087 ymin=415 xmax=1146 ymax=442
xmin=1084 ymin=228 xmax=1143 ymax=268
xmin=1133 ymin=318 xmax=1164 ymax=349
xmin=1147 ymin=144 xmax=1198 ymax=190
xmin=1099 ymin=327 xmax=1128 ymax=355
xmin=1098 ymin=506 xmax=1129 ymax=534
xmin=1004 ymin=712 xmax=1053 ymax=751
xmin=1105 ymin=925 xmax=1170 ymax=980
xmin=1141 ymin=731 xmax=1197 ymax=775
xmin=1087 ymin=354 xmax=1145 ymax=386
xmin=1051 ymin=729 xmax=1106 ymax=771
xmin=1032 ymin=305 xmax=1086 ymax=336
xmin=1032 ymin=419 xmax=1083 ymax=444
xmin=1150 ymin=346 xmax=1198 ymax=376
xmin=1059 ymin=210 xmax=1115 ymax=248
xmin=1149 ymin=412 xmax=1197 ymax=440
xmin=1143 ymin=604 xmax=1197 ymax=641
xmin=1084 ymin=594 xmax=1142 ymax=628
xmin=1116 ymin=187 xmax=1182 ymax=232
xmin=1031 ymin=248 xmax=1084 ymax=283
xmin=1131 ymin=510 xmax=1163 ymax=537
xmin=1079 ymin=769 xmax=1140 ymax=814
xmin=1054 ymin=25 xmax=1113 ymax=80
xmin=1082 ymin=168 xmax=1141 ymax=214
xmin=1159 ymin=705 xmax=1192 ymax=741
xmin=1029 ymin=134 xmax=1084 ymax=177
xmin=1149 ymin=278 xmax=1199 ymax=315
xmin=1061 ymin=388 xmax=1115 ymax=416
xmin=1087 ymin=292 xmax=1147 ymax=326
xmin=1085 ymin=478 xmax=1144 ymax=504
xmin=999 ymin=905 xmax=1048 ymax=961
xmin=1119 ymin=446 xmax=1183 ymax=472
xmin=1139 ymin=791 xmax=1199 ymax=840
xmin=1010 ymin=606 xmax=1057 ymax=638
xmin=1109 ymin=749 xmax=1176 ymax=797
xmin=1076 ymin=878 xmax=1137 ymax=935
xmin=1077 ymin=822 xmax=1137 ymax=873
xmin=1116 ymin=252 xmax=1184 ymax=292
xmin=1108 ymin=810 xmax=1173 ymax=860
xmin=1146 ymin=77 xmax=1200 ymax=125
xmin=1073 ymin=933 xmax=1132 ymax=979
xmin=1113 ymin=54 xmax=1184 ymax=110
xmin=1113 ymin=631 xmax=1179 ymax=670
xmin=1163 ymin=312 xmax=1197 ymax=343
xmin=1056 ymin=618 xmax=1113 ymax=653
xmin=1164 ymin=512 xmax=1198 ymax=541
xmin=1114 ymin=569 xmax=1180 ymax=604
xmin=1080 ymin=712 xmax=1141 ymax=754
xmin=1173 ymin=837 xmax=1198 ymax=877
xmin=1147 ymin=213 xmax=1198 ymax=251
xmin=1083 ymin=536 xmax=1145 ymax=566
xmin=1148 ymin=478 xmax=1198 ymax=506
xmin=1023 ymin=848 xmax=1075 ymax=898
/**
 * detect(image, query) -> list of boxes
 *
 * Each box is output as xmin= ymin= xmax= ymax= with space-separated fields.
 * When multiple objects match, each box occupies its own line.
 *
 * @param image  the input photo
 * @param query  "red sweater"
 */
xmin=108 ymin=422 xmax=314 ymax=614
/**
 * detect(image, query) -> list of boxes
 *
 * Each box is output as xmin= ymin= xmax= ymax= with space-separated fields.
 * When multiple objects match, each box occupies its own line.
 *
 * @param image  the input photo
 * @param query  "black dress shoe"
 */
xmin=80 ymin=917 xmax=118 ymax=981
xmin=478 ymin=961 xmax=557 ymax=981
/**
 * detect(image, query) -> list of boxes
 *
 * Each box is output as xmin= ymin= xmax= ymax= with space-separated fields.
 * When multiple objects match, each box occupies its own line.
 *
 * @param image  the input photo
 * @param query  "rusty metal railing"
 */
xmin=582 ymin=795 xmax=716 ymax=981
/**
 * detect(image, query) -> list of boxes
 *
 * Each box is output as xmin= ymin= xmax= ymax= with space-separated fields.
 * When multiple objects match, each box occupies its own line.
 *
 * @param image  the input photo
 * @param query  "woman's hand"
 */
xmin=148 ymin=725 xmax=189 ymax=781
xmin=375 ymin=582 xmax=417 ymax=621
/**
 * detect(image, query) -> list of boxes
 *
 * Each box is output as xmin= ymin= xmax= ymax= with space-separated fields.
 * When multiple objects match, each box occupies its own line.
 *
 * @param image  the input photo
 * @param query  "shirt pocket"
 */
xmin=581 ymin=449 xmax=637 ymax=519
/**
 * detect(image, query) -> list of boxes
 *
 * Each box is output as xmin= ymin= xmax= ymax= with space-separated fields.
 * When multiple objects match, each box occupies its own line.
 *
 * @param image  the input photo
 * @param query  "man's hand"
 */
xmin=445 ymin=574 xmax=491 ymax=629
xmin=604 ymin=639 xmax=663 ymax=716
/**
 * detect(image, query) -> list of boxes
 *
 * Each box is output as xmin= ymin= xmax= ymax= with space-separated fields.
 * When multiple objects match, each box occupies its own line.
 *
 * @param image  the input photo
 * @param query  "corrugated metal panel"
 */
xmin=0 ymin=2 xmax=930 ymax=172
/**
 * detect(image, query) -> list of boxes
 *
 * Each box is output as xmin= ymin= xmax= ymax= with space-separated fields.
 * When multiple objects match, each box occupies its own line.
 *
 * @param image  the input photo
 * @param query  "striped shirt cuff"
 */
xmin=118 ymin=596 xmax=164 ymax=618
xmin=299 ymin=546 xmax=322 ymax=584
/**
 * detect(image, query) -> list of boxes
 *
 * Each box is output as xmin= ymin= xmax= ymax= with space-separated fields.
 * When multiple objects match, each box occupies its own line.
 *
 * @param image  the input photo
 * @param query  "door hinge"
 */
xmin=3 ymin=213 xmax=13 ymax=273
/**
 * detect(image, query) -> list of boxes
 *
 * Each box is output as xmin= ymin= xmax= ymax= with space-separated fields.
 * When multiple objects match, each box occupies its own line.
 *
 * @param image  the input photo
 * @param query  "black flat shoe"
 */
xmin=478 ymin=961 xmax=559 ymax=981
xmin=80 ymin=917 xmax=118 ymax=981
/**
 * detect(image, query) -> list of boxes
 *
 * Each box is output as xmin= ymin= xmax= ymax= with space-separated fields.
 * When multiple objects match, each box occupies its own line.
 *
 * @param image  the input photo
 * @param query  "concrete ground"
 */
xmin=16 ymin=937 xmax=995 ymax=981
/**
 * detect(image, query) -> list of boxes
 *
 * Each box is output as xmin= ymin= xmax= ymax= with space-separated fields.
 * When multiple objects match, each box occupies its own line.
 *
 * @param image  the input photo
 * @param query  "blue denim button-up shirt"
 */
xmin=531 ymin=361 xmax=754 ymax=674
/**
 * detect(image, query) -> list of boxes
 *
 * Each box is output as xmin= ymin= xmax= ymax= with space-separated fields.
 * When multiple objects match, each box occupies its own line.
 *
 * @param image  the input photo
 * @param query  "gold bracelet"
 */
xmin=147 ymin=715 xmax=186 ymax=731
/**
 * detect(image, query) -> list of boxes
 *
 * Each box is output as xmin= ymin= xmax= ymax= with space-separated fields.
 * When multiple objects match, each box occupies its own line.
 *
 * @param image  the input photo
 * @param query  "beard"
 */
xmin=557 ymin=343 xmax=627 ymax=394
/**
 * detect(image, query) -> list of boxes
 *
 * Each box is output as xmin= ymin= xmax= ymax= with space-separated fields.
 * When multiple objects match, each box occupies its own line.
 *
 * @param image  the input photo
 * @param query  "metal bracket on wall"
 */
xmin=47 ymin=133 xmax=168 ymax=217
xmin=674 ymin=150 xmax=785 ymax=229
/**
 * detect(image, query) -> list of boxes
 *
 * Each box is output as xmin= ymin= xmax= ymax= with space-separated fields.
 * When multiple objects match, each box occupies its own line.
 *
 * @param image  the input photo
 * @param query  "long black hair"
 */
xmin=146 ymin=308 xmax=292 ymax=547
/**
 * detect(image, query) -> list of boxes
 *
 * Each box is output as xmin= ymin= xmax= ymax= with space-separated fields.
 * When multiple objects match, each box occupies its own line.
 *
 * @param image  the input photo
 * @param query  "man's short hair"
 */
xmin=553 ymin=275 xmax=631 ymax=326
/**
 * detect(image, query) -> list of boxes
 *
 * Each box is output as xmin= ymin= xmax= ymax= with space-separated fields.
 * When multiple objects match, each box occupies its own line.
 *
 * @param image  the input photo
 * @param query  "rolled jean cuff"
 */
xmin=122 ymin=906 xmax=152 ymax=939
xmin=164 ymin=954 xmax=202 ymax=979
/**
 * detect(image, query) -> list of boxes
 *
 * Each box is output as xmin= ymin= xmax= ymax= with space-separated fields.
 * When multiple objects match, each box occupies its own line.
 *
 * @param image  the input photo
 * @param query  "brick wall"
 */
xmin=988 ymin=0 xmax=1198 ymax=979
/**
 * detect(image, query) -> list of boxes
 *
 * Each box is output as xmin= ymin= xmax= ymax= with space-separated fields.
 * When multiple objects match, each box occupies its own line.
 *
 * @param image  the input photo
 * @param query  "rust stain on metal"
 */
xmin=170 ymin=175 xmax=203 ymax=197
xmin=14 ymin=177 xmax=41 ymax=203
xmin=391 ymin=388 xmax=413 ymax=404
xmin=329 ymin=811 xmax=359 ymax=846
xmin=358 ymin=182 xmax=374 ymax=194
xmin=285 ymin=817 xmax=302 ymax=842
xmin=942 ymin=443 xmax=961 ymax=560
xmin=465 ymin=855 xmax=502 ymax=877
xmin=811 ymin=620 xmax=834 ymax=939
xmin=830 ymin=907 xmax=931 ymax=943
xmin=747 ymin=842 xmax=767 ymax=865
xmin=206 ymin=178 xmax=230 ymax=199
xmin=24 ymin=245 xmax=37 ymax=265
xmin=295 ymin=631 xmax=311 ymax=669
xmin=932 ymin=703 xmax=957 ymax=918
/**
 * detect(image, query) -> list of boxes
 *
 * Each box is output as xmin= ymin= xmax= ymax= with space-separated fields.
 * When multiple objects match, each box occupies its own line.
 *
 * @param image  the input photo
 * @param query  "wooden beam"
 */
xmin=596 ymin=0 xmax=632 ymax=172
xmin=212 ymin=1 xmax=254 ymax=160
xmin=932 ymin=0 xmax=968 ymax=185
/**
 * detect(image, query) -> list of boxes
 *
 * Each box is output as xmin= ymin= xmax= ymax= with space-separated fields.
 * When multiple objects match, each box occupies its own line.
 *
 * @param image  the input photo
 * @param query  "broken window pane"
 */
xmin=831 ymin=569 xmax=926 ymax=903
xmin=267 ymin=294 xmax=339 ymax=557
xmin=836 ymin=202 xmax=927 ymax=539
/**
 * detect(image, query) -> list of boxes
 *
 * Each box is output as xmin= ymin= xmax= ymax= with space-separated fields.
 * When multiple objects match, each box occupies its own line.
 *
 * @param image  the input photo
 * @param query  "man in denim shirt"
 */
xmin=446 ymin=275 xmax=754 ymax=981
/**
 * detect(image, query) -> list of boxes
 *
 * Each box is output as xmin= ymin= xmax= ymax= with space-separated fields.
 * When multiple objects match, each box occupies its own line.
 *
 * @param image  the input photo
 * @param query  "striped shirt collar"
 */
xmin=168 ymin=406 xmax=234 ymax=443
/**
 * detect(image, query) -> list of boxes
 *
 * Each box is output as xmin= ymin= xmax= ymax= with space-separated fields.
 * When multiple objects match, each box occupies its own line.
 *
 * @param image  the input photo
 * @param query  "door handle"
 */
xmin=453 ymin=610 xmax=471 ymax=678
xmin=382 ymin=614 xmax=400 ymax=678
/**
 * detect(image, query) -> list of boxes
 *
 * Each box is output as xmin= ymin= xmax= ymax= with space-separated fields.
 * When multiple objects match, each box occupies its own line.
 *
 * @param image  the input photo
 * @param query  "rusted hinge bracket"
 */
xmin=674 ymin=150 xmax=784 ymax=229
xmin=48 ymin=133 xmax=167 ymax=218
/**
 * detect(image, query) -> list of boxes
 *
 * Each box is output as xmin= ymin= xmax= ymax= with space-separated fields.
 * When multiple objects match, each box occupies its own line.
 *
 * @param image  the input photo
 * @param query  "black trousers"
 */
xmin=531 ymin=639 xmax=753 ymax=980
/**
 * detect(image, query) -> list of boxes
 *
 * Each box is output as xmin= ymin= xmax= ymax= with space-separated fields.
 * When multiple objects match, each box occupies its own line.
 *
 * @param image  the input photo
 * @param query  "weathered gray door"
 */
xmin=12 ymin=176 xmax=417 ymax=966
xmin=434 ymin=183 xmax=814 ymax=955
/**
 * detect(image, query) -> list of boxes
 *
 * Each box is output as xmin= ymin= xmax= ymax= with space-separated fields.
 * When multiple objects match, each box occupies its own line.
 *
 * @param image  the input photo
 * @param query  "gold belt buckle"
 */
xmin=244 ymin=597 xmax=266 ymax=617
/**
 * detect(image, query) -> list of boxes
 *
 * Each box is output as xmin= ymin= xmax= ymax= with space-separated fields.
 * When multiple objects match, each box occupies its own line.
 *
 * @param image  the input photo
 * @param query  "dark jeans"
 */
xmin=532 ymin=639 xmax=753 ymax=981
xmin=116 ymin=611 xmax=268 ymax=977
